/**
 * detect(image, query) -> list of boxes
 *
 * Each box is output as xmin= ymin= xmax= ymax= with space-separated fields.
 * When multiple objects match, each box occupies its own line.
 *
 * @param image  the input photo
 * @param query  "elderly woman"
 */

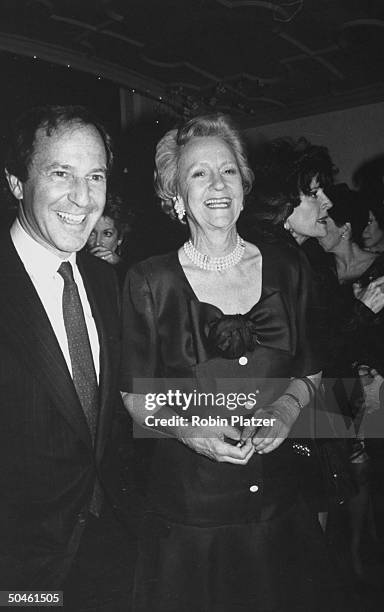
xmin=121 ymin=117 xmax=350 ymax=611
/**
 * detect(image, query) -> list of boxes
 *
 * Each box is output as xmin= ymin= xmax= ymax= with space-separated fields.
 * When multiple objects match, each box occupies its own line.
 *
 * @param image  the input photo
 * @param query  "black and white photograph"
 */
xmin=1 ymin=1 xmax=384 ymax=610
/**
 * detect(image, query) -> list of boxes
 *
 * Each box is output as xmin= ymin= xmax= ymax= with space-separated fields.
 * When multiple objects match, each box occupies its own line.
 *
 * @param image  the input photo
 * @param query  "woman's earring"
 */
xmin=340 ymin=225 xmax=349 ymax=239
xmin=173 ymin=197 xmax=185 ymax=222
xmin=284 ymin=220 xmax=291 ymax=232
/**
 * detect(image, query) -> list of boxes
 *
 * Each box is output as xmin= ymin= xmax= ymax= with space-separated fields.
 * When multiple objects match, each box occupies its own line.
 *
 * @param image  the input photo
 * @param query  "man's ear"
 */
xmin=5 ymin=170 xmax=24 ymax=201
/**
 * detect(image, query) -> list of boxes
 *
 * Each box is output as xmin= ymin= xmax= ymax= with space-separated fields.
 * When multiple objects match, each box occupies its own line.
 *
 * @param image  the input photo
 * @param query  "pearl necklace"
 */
xmin=183 ymin=234 xmax=246 ymax=272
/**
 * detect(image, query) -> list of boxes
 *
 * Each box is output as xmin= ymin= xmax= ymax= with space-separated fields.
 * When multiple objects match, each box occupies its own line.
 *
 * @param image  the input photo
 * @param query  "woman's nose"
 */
xmin=320 ymin=191 xmax=332 ymax=209
xmin=212 ymin=170 xmax=225 ymax=189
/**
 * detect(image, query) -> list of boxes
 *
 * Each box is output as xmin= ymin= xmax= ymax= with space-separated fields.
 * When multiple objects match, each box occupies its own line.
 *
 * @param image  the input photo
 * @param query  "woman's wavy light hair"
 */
xmin=154 ymin=114 xmax=254 ymax=221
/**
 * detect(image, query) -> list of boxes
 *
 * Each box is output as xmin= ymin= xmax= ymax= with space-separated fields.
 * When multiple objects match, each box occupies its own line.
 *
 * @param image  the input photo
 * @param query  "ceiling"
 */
xmin=1 ymin=0 xmax=384 ymax=126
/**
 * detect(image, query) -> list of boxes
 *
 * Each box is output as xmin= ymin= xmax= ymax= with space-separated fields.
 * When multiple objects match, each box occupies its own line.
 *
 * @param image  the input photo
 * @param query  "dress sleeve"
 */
xmin=120 ymin=263 xmax=161 ymax=392
xmin=293 ymin=248 xmax=322 ymax=377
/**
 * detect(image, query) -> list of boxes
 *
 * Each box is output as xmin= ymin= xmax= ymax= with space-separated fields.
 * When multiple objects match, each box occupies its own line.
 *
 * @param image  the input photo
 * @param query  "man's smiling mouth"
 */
xmin=57 ymin=212 xmax=86 ymax=225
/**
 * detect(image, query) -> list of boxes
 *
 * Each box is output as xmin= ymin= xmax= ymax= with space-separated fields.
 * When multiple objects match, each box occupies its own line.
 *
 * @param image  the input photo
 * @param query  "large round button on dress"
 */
xmin=239 ymin=356 xmax=248 ymax=366
xmin=249 ymin=484 xmax=259 ymax=493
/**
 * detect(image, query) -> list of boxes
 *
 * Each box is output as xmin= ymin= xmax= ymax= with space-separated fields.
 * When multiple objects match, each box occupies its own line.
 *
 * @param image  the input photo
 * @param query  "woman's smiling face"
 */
xmin=362 ymin=210 xmax=384 ymax=250
xmin=177 ymin=136 xmax=244 ymax=233
xmin=287 ymin=176 xmax=332 ymax=239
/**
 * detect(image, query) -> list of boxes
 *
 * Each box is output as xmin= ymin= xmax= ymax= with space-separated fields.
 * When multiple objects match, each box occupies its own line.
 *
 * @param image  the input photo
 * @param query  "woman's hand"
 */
xmin=178 ymin=423 xmax=255 ymax=464
xmin=358 ymin=365 xmax=384 ymax=414
xmin=353 ymin=276 xmax=384 ymax=314
xmin=121 ymin=393 xmax=255 ymax=464
xmin=89 ymin=245 xmax=121 ymax=265
xmin=240 ymin=396 xmax=302 ymax=454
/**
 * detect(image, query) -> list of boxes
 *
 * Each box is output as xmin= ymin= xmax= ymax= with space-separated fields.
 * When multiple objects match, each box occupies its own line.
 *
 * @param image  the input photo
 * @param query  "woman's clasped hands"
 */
xmin=178 ymin=423 xmax=255 ymax=464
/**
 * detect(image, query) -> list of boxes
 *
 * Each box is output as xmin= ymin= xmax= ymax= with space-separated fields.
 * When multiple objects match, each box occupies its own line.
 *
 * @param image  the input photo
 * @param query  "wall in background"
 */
xmin=245 ymin=102 xmax=384 ymax=186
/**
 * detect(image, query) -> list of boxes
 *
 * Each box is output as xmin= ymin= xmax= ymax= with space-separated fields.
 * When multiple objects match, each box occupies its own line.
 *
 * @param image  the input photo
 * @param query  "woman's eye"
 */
xmin=192 ymin=170 xmax=205 ymax=178
xmin=104 ymin=231 xmax=113 ymax=237
xmin=224 ymin=167 xmax=237 ymax=175
xmin=310 ymin=190 xmax=319 ymax=199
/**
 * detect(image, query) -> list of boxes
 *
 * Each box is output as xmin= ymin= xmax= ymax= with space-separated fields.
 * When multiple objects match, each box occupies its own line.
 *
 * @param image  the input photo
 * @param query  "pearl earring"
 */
xmin=173 ymin=197 xmax=185 ymax=222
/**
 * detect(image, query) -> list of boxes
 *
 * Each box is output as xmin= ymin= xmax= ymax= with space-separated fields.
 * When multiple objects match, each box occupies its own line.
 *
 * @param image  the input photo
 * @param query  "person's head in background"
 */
xmin=5 ymin=104 xmax=113 ymax=257
xmin=361 ymin=199 xmax=384 ymax=253
xmin=317 ymin=184 xmax=368 ymax=253
xmin=87 ymin=192 xmax=133 ymax=265
xmin=246 ymin=137 xmax=335 ymax=245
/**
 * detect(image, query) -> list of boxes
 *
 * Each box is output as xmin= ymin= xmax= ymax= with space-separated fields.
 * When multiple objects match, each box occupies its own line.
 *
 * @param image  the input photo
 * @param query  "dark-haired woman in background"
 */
xmin=87 ymin=192 xmax=134 ymax=283
xmin=244 ymin=139 xmax=384 ymax=578
xmin=317 ymin=184 xmax=384 ymax=577
xmin=121 ymin=118 xmax=353 ymax=611
xmin=361 ymin=198 xmax=384 ymax=254
xmin=243 ymin=137 xmax=339 ymax=529
xmin=318 ymin=184 xmax=384 ymax=374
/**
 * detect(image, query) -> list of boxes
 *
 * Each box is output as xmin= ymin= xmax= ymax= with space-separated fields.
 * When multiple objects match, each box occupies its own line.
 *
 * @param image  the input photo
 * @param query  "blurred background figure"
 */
xmin=317 ymin=183 xmax=384 ymax=579
xmin=87 ymin=192 xmax=134 ymax=282
xmin=361 ymin=199 xmax=384 ymax=254
xmin=245 ymin=139 xmax=384 ymax=580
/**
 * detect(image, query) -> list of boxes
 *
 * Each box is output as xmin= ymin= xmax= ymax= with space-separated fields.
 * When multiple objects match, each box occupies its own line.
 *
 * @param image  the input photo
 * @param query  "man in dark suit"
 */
xmin=0 ymin=105 xmax=132 ymax=591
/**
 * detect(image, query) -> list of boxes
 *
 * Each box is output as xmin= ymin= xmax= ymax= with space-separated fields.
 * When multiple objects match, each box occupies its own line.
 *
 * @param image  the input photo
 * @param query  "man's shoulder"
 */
xmin=0 ymin=230 xmax=20 ymax=273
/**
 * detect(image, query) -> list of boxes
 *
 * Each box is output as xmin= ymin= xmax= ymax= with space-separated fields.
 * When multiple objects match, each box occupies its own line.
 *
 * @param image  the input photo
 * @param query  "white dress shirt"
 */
xmin=10 ymin=219 xmax=100 ymax=382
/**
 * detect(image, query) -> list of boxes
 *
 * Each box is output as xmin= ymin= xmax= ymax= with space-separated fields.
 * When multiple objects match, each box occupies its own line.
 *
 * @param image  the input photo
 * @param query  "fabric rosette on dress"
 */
xmin=184 ymin=290 xmax=295 ymax=422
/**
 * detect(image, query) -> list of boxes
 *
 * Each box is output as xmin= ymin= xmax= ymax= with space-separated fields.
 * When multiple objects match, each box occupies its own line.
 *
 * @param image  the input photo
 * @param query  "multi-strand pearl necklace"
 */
xmin=183 ymin=234 xmax=246 ymax=272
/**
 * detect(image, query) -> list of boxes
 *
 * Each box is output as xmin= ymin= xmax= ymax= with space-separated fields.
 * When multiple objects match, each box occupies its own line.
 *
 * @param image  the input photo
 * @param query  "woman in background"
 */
xmin=243 ymin=137 xmax=337 ymax=529
xmin=245 ymin=140 xmax=384 ymax=578
xmin=87 ymin=192 xmax=133 ymax=282
xmin=361 ymin=199 xmax=384 ymax=254
xmin=317 ymin=184 xmax=384 ymax=577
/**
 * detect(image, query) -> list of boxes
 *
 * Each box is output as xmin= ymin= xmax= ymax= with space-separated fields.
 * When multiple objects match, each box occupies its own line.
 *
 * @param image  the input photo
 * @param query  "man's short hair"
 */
xmin=5 ymin=105 xmax=114 ymax=182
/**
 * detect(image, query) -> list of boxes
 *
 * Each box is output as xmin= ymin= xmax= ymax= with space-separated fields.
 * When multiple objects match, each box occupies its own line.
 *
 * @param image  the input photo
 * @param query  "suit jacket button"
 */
xmin=249 ymin=484 xmax=259 ymax=493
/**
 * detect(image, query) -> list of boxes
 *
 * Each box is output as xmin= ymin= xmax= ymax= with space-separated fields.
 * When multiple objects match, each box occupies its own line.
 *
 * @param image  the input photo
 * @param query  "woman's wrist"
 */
xmin=266 ymin=394 xmax=302 ymax=425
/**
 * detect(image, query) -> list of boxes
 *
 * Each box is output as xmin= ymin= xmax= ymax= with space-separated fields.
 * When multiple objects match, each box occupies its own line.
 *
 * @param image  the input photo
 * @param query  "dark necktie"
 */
xmin=58 ymin=261 xmax=102 ymax=515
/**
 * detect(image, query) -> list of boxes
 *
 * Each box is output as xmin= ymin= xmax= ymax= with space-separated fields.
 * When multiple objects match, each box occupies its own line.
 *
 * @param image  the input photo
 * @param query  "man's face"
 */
xmin=7 ymin=122 xmax=107 ymax=258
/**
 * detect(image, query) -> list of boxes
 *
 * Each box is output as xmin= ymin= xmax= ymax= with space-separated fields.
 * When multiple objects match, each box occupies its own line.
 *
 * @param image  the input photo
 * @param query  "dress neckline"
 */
xmin=172 ymin=245 xmax=265 ymax=317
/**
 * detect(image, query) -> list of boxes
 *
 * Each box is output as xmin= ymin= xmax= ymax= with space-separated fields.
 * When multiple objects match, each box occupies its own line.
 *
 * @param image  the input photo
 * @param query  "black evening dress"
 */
xmin=121 ymin=240 xmax=356 ymax=612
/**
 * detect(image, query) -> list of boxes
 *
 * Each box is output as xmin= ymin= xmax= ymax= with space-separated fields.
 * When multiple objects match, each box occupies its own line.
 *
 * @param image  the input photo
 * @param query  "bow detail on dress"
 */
xmin=190 ymin=290 xmax=293 ymax=360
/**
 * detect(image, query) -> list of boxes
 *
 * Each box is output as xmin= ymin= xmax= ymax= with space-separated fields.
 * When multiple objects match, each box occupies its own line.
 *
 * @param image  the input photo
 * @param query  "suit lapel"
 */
xmin=0 ymin=236 xmax=93 ymax=450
